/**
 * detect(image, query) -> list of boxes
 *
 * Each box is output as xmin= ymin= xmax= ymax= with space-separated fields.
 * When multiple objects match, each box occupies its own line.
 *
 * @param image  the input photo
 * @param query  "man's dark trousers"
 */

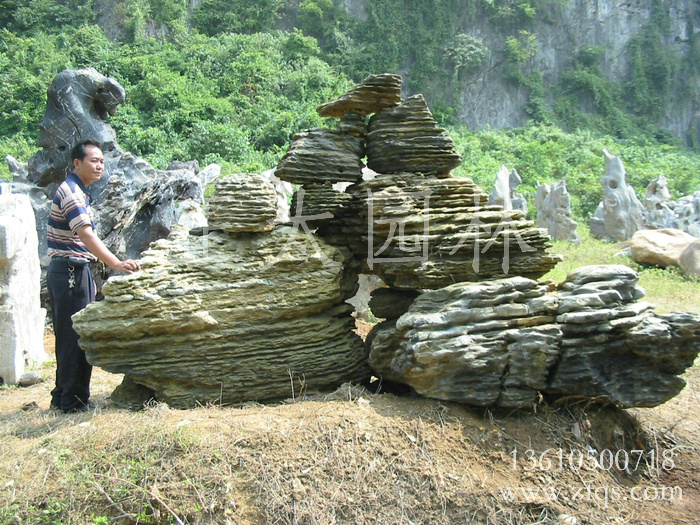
xmin=47 ymin=259 xmax=95 ymax=412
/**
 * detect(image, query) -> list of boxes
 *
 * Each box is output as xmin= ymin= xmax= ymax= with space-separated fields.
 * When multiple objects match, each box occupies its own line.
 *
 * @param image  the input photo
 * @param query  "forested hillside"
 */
xmin=1 ymin=0 xmax=700 ymax=220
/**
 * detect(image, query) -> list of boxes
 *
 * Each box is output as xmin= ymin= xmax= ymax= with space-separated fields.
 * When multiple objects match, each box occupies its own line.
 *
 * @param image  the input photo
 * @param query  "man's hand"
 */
xmin=114 ymin=259 xmax=141 ymax=274
xmin=77 ymin=225 xmax=141 ymax=274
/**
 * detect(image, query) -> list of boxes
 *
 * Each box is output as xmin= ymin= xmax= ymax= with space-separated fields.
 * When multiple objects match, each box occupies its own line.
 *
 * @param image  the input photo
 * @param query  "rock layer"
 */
xmin=206 ymin=174 xmax=277 ymax=233
xmin=316 ymin=73 xmax=402 ymax=118
xmin=73 ymin=227 xmax=369 ymax=408
xmin=276 ymin=129 xmax=364 ymax=185
xmin=368 ymin=265 xmax=700 ymax=408
xmin=366 ymin=95 xmax=462 ymax=177
xmin=320 ymin=173 xmax=561 ymax=289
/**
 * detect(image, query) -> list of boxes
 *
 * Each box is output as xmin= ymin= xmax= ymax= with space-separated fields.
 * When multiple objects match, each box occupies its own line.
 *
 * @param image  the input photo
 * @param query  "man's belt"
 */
xmin=51 ymin=256 xmax=94 ymax=266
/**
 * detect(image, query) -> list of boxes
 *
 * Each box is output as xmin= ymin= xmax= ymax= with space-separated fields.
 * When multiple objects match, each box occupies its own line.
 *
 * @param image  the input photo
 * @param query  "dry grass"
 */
xmin=2 ymin=352 xmax=700 ymax=524
xmin=2 ymin=248 xmax=700 ymax=524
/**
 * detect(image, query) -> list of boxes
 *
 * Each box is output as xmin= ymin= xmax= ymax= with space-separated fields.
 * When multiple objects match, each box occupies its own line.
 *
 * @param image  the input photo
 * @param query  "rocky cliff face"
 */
xmin=342 ymin=0 xmax=699 ymax=142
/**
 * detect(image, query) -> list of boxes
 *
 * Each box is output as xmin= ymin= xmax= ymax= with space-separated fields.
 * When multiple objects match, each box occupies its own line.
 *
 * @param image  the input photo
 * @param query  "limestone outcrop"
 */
xmin=368 ymin=265 xmax=700 ymax=408
xmin=535 ymin=179 xmax=580 ymax=243
xmin=0 ymin=195 xmax=47 ymax=385
xmin=72 ymin=226 xmax=369 ymax=408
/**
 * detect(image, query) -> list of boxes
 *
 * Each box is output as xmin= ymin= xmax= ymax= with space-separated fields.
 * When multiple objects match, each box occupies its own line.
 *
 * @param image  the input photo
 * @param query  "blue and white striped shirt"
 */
xmin=47 ymin=173 xmax=98 ymax=262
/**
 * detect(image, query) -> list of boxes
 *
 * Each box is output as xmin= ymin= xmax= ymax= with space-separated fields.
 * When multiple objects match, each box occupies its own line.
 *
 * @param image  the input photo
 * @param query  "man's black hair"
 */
xmin=71 ymin=139 xmax=102 ymax=162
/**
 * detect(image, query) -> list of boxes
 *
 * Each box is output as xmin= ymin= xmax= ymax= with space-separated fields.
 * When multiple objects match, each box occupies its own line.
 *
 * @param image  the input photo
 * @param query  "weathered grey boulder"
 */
xmin=276 ymin=128 xmax=364 ymax=185
xmin=489 ymin=165 xmax=527 ymax=214
xmin=316 ymin=73 xmax=402 ymax=118
xmin=72 ymin=226 xmax=370 ymax=408
xmin=628 ymin=228 xmax=696 ymax=268
xmin=679 ymin=239 xmax=700 ymax=277
xmin=28 ymin=68 xmax=126 ymax=186
xmin=366 ymin=95 xmax=462 ymax=177
xmin=0 ymin=195 xmax=46 ymax=385
xmin=4 ymin=70 xmax=209 ymax=269
xmin=206 ymin=174 xmax=277 ymax=233
xmin=319 ymin=173 xmax=561 ymax=289
xmin=368 ymin=265 xmax=700 ymax=408
xmin=589 ymin=150 xmax=645 ymax=241
xmin=535 ymin=179 xmax=580 ymax=243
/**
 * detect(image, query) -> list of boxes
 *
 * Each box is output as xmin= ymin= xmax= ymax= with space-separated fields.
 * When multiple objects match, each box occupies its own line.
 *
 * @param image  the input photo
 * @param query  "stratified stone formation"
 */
xmin=366 ymin=95 xmax=462 ymax=177
xmin=368 ymin=265 xmax=700 ymax=409
xmin=316 ymin=73 xmax=402 ymax=118
xmin=72 ymin=226 xmax=369 ymax=408
xmin=318 ymin=173 xmax=561 ymax=289
xmin=275 ymin=128 xmax=364 ymax=185
xmin=71 ymin=72 xmax=699 ymax=410
xmin=206 ymin=174 xmax=277 ymax=233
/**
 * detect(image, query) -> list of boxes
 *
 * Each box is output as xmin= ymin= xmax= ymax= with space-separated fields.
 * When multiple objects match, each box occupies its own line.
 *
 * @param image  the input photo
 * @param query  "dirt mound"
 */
xmin=1 ymin=331 xmax=699 ymax=524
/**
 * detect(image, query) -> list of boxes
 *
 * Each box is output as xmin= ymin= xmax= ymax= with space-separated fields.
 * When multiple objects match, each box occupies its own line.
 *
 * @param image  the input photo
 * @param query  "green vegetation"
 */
xmin=542 ymin=227 xmax=700 ymax=314
xmin=0 ymin=0 xmax=698 ymax=220
xmin=450 ymin=124 xmax=700 ymax=220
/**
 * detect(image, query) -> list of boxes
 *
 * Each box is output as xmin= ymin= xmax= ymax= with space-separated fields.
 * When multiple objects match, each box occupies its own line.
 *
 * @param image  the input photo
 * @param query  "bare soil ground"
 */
xmin=1 ymin=327 xmax=699 ymax=525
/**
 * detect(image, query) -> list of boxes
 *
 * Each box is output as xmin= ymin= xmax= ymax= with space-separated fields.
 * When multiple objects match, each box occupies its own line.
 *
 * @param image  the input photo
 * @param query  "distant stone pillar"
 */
xmin=0 ymin=194 xmax=47 ymax=385
xmin=489 ymin=165 xmax=527 ymax=214
xmin=535 ymin=179 xmax=580 ymax=243
xmin=589 ymin=149 xmax=644 ymax=241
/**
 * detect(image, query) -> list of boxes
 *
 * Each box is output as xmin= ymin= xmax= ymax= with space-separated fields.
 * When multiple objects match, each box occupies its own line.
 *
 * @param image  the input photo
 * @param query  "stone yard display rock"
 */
xmin=66 ymin=71 xmax=700 ymax=411
xmin=0 ymin=194 xmax=47 ymax=385
xmin=72 ymin=226 xmax=369 ymax=408
xmin=628 ymin=228 xmax=696 ymax=268
xmin=368 ymin=265 xmax=700 ymax=408
xmin=206 ymin=174 xmax=277 ymax=233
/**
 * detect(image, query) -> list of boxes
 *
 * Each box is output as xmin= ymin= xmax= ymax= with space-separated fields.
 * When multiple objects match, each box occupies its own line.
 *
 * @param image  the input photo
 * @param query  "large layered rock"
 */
xmin=535 ymin=179 xmax=580 ymax=243
xmin=366 ymin=95 xmax=462 ymax=177
xmin=589 ymin=149 xmax=645 ymax=241
xmin=0 ymin=195 xmax=47 ymax=385
xmin=72 ymin=226 xmax=369 ymax=408
xmin=206 ymin=174 xmax=277 ymax=233
xmin=368 ymin=265 xmax=700 ymax=408
xmin=320 ymin=173 xmax=561 ymax=289
xmin=316 ymin=73 xmax=402 ymax=118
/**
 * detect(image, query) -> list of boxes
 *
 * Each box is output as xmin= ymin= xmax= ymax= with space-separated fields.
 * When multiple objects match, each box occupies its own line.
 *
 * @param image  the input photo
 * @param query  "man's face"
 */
xmin=73 ymin=145 xmax=105 ymax=187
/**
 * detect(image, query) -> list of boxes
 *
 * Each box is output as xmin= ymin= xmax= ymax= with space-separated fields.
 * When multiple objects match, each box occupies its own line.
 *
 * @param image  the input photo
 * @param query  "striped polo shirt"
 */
xmin=47 ymin=173 xmax=98 ymax=262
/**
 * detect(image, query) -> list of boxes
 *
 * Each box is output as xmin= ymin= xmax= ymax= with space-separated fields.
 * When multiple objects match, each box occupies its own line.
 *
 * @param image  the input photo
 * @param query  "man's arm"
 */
xmin=77 ymin=225 xmax=141 ymax=274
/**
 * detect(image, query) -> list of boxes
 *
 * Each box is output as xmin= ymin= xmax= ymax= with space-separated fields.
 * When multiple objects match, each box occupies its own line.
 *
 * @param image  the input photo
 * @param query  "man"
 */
xmin=47 ymin=139 xmax=140 ymax=413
